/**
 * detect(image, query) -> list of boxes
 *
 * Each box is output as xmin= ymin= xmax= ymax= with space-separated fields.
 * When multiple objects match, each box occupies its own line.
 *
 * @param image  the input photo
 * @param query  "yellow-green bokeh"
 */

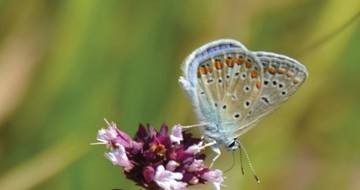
xmin=0 ymin=1 xmax=359 ymax=189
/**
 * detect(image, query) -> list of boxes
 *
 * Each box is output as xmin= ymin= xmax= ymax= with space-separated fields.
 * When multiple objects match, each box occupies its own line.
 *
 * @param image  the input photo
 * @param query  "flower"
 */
xmin=94 ymin=120 xmax=225 ymax=190
xmin=104 ymin=145 xmax=133 ymax=171
xmin=187 ymin=159 xmax=204 ymax=172
xmin=153 ymin=165 xmax=187 ymax=190
xmin=169 ymin=124 xmax=183 ymax=144
xmin=201 ymin=169 xmax=225 ymax=190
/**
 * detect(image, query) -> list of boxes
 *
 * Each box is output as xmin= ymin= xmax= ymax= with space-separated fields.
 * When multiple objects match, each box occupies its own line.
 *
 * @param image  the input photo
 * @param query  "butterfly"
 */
xmin=179 ymin=39 xmax=308 ymax=167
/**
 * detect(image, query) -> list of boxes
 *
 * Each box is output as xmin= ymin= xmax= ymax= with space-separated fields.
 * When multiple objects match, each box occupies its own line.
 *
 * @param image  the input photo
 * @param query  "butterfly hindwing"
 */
xmin=232 ymin=52 xmax=308 ymax=136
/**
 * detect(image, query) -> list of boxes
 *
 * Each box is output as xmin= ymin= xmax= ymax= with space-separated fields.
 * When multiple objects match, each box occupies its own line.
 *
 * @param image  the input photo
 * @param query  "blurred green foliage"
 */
xmin=0 ymin=0 xmax=359 ymax=189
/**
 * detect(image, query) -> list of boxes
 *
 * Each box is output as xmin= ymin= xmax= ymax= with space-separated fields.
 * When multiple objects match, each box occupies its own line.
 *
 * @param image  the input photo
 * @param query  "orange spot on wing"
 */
xmin=226 ymin=59 xmax=234 ymax=67
xmin=214 ymin=60 xmax=223 ymax=70
xmin=287 ymin=71 xmax=294 ymax=77
xmin=278 ymin=68 xmax=286 ymax=74
xmin=245 ymin=61 xmax=251 ymax=68
xmin=235 ymin=57 xmax=244 ymax=65
xmin=199 ymin=66 xmax=207 ymax=75
xmin=251 ymin=70 xmax=258 ymax=78
xmin=293 ymin=78 xmax=301 ymax=84
xmin=268 ymin=66 xmax=276 ymax=74
xmin=256 ymin=81 xmax=261 ymax=89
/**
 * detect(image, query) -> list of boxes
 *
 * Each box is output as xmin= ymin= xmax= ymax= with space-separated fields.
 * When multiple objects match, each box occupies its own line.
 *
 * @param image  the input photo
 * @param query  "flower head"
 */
xmin=94 ymin=120 xmax=225 ymax=190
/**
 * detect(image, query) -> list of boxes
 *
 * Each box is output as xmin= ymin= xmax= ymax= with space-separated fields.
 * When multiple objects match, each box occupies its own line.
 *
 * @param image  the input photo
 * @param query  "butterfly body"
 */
xmin=179 ymin=39 xmax=308 ymax=152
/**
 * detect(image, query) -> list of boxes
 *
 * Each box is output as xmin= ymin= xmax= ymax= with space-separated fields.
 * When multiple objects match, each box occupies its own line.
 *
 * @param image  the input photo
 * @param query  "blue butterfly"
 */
xmin=179 ymin=39 xmax=308 ymax=171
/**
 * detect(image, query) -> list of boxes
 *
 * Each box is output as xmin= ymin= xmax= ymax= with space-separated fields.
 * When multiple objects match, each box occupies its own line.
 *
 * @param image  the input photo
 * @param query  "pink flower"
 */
xmin=170 ymin=124 xmax=183 ymax=144
xmin=166 ymin=160 xmax=179 ymax=171
xmin=104 ymin=145 xmax=133 ymax=171
xmin=187 ymin=159 xmax=204 ymax=172
xmin=201 ymin=169 xmax=225 ymax=190
xmin=96 ymin=120 xmax=118 ymax=145
xmin=185 ymin=142 xmax=203 ymax=154
xmin=153 ymin=165 xmax=187 ymax=190
xmin=94 ymin=121 xmax=225 ymax=190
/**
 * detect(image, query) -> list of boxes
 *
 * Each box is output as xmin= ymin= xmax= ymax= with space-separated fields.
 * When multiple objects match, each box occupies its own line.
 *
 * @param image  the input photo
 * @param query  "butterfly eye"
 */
xmin=227 ymin=139 xmax=239 ymax=151
xmin=227 ymin=140 xmax=236 ymax=148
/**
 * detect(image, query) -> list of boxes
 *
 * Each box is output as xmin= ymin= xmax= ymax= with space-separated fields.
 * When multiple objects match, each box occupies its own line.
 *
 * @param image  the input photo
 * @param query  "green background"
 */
xmin=0 ymin=0 xmax=359 ymax=189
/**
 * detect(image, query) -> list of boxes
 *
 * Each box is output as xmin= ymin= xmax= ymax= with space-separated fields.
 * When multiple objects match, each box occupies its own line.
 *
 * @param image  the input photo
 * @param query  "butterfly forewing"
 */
xmin=182 ymin=40 xmax=249 ymax=125
xmin=195 ymin=49 xmax=249 ymax=124
xmin=195 ymin=49 xmax=265 ymax=134
xmin=216 ymin=51 xmax=264 ymax=133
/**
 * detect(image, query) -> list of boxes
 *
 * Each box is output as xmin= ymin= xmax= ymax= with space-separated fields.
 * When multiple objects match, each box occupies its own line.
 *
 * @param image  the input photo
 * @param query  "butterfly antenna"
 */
xmin=224 ymin=152 xmax=236 ymax=173
xmin=239 ymin=143 xmax=260 ymax=183
xmin=239 ymin=146 xmax=245 ymax=175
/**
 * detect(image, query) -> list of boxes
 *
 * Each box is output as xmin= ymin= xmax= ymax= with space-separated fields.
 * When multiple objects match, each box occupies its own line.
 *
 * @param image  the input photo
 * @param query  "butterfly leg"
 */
xmin=209 ymin=145 xmax=221 ymax=168
xmin=199 ymin=140 xmax=216 ymax=149
xmin=180 ymin=123 xmax=208 ymax=129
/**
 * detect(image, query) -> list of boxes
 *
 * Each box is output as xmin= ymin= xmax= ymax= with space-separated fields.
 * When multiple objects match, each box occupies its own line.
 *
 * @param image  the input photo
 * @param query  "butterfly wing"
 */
xmin=231 ymin=52 xmax=309 ymax=137
xmin=180 ymin=39 xmax=248 ymax=125
xmin=213 ymin=50 xmax=264 ymax=134
xmin=179 ymin=39 xmax=264 ymax=135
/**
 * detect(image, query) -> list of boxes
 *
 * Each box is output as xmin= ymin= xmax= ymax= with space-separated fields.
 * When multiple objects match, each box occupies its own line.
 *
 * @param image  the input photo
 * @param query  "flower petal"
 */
xmin=201 ymin=169 xmax=224 ymax=190
xmin=147 ymin=124 xmax=157 ymax=138
xmin=185 ymin=142 xmax=203 ymax=154
xmin=166 ymin=160 xmax=179 ymax=171
xmin=105 ymin=145 xmax=133 ymax=171
xmin=142 ymin=166 xmax=155 ymax=183
xmin=134 ymin=124 xmax=148 ymax=141
xmin=96 ymin=125 xmax=118 ymax=144
xmin=187 ymin=159 xmax=204 ymax=172
xmin=170 ymin=125 xmax=183 ymax=144
xmin=154 ymin=165 xmax=187 ymax=190
xmin=158 ymin=123 xmax=168 ymax=137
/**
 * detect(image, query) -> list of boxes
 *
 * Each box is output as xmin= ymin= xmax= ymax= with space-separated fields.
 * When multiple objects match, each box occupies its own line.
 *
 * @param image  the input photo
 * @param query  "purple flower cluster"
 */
xmin=95 ymin=120 xmax=224 ymax=190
